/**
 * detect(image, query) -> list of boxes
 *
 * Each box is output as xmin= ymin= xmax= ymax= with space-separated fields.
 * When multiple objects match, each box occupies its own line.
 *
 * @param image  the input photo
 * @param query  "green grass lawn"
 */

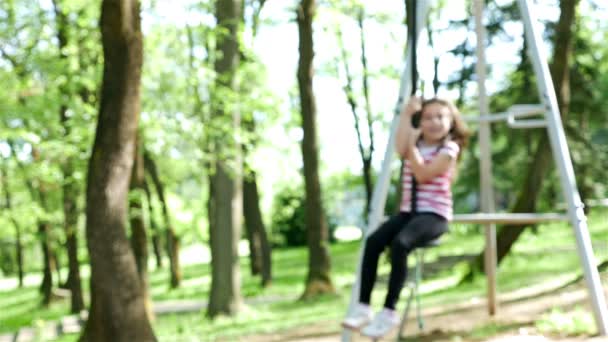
xmin=1 ymin=208 xmax=606 ymax=341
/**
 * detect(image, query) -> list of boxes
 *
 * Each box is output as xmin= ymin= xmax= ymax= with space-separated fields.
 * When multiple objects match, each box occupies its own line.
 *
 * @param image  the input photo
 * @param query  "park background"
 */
xmin=1 ymin=0 xmax=608 ymax=341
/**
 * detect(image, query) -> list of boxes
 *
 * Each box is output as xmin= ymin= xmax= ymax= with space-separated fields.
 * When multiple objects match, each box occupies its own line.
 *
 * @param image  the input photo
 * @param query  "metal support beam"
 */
xmin=474 ymin=0 xmax=498 ymax=316
xmin=518 ymin=0 xmax=608 ymax=335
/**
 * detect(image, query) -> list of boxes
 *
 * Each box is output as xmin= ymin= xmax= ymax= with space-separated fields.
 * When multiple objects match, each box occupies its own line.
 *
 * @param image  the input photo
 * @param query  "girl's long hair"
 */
xmin=421 ymin=98 xmax=470 ymax=161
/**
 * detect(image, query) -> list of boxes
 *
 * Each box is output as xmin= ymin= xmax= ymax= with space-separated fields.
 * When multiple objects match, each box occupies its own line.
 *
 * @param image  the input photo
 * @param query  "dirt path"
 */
xmin=240 ymin=276 xmax=608 ymax=342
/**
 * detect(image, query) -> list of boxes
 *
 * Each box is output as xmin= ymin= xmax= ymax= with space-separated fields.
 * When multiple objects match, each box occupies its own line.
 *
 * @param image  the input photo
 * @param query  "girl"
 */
xmin=342 ymin=96 xmax=470 ymax=338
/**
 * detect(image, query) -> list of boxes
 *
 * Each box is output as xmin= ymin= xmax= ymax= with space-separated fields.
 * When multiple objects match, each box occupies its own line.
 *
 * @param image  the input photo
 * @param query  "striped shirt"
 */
xmin=399 ymin=140 xmax=460 ymax=220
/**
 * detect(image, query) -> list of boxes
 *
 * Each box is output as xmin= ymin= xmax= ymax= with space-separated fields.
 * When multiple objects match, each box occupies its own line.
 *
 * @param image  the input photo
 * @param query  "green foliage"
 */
xmin=270 ymin=183 xmax=337 ymax=247
xmin=0 ymin=240 xmax=16 ymax=275
xmin=0 ymin=0 xmax=101 ymax=284
xmin=270 ymin=184 xmax=308 ymax=247
xmin=535 ymin=307 xmax=596 ymax=336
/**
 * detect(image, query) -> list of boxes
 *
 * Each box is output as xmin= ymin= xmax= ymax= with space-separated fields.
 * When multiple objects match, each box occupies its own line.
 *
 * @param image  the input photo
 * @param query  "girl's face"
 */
xmin=420 ymin=103 xmax=452 ymax=143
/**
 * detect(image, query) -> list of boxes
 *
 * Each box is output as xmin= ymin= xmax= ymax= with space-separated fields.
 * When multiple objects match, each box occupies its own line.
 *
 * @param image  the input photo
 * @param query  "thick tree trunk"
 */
xmin=207 ymin=0 xmax=244 ymax=318
xmin=296 ymin=0 xmax=334 ymax=299
xmin=52 ymin=0 xmax=85 ymax=314
xmin=243 ymin=174 xmax=272 ymax=286
xmin=80 ymin=0 xmax=155 ymax=340
xmin=143 ymin=151 xmax=181 ymax=287
xmin=470 ymin=0 xmax=579 ymax=276
xmin=129 ymin=135 xmax=153 ymax=320
xmin=143 ymin=180 xmax=163 ymax=269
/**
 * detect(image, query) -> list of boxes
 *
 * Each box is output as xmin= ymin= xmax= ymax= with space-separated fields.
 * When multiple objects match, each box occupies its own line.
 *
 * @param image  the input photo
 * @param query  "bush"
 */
xmin=0 ymin=240 xmax=16 ymax=276
xmin=270 ymin=185 xmax=336 ymax=247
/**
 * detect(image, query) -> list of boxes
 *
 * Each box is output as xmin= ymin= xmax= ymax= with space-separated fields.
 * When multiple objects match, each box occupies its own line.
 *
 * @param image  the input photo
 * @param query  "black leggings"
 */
xmin=359 ymin=212 xmax=448 ymax=310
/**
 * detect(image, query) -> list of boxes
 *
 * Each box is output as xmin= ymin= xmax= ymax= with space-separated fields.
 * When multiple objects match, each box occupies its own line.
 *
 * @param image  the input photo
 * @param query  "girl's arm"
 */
xmin=407 ymin=147 xmax=454 ymax=183
xmin=395 ymin=96 xmax=421 ymax=158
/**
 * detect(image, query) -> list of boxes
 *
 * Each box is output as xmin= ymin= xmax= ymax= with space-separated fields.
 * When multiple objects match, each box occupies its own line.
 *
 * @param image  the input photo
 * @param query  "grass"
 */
xmin=0 ymin=208 xmax=606 ymax=340
xmin=0 ymin=286 xmax=71 ymax=334
xmin=535 ymin=307 xmax=596 ymax=337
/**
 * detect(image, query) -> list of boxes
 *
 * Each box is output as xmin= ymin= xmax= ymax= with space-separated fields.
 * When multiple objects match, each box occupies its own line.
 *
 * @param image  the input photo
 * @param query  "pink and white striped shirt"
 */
xmin=399 ymin=141 xmax=460 ymax=221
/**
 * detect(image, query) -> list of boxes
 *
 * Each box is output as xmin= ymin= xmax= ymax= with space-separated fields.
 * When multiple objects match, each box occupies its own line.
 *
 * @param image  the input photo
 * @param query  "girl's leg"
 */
xmin=359 ymin=212 xmax=411 ymax=304
xmin=383 ymin=213 xmax=448 ymax=310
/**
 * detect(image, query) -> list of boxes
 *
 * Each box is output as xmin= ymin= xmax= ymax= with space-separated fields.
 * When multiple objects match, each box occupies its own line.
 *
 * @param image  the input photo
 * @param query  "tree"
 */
xmin=296 ymin=0 xmax=335 ymax=299
xmin=241 ymin=0 xmax=272 ymax=287
xmin=51 ymin=0 xmax=85 ymax=313
xmin=8 ymin=142 xmax=55 ymax=306
xmin=144 ymin=151 xmax=181 ymax=288
xmin=129 ymin=134 xmax=153 ymax=320
xmin=0 ymin=3 xmax=58 ymax=303
xmin=242 ymin=171 xmax=272 ymax=286
xmin=332 ymin=4 xmax=375 ymax=219
xmin=207 ymin=0 xmax=244 ymax=317
xmin=143 ymin=179 xmax=163 ymax=269
xmin=80 ymin=0 xmax=156 ymax=339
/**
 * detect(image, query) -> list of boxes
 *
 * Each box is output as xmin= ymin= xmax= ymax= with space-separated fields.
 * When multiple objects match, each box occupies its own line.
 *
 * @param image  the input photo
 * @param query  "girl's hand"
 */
xmin=409 ymin=127 xmax=421 ymax=146
xmin=402 ymin=95 xmax=422 ymax=117
xmin=406 ymin=127 xmax=422 ymax=159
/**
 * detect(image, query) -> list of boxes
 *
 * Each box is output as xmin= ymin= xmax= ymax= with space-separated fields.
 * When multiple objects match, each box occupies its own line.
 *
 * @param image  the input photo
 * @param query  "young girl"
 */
xmin=342 ymin=95 xmax=470 ymax=338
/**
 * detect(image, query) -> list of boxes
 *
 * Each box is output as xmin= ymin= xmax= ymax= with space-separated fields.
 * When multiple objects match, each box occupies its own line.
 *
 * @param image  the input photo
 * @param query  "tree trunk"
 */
xmin=143 ymin=151 xmax=181 ymax=287
xmin=243 ymin=174 xmax=272 ymax=286
xmin=63 ymin=209 xmax=84 ymax=312
xmin=129 ymin=135 xmax=153 ymax=321
xmin=469 ymin=0 xmax=579 ymax=276
xmin=207 ymin=0 xmax=244 ymax=318
xmin=296 ymin=0 xmax=334 ymax=299
xmin=129 ymin=136 xmax=147 ymax=277
xmin=52 ymin=0 xmax=85 ymax=313
xmin=34 ymin=162 xmax=54 ymax=307
xmin=357 ymin=10 xmax=374 ymax=218
xmin=239 ymin=1 xmax=271 ymax=287
xmin=143 ymin=180 xmax=163 ymax=269
xmin=243 ymin=179 xmax=261 ymax=276
xmin=52 ymin=250 xmax=62 ymax=290
xmin=39 ymin=221 xmax=53 ymax=306
xmin=335 ymin=22 xmax=373 ymax=219
xmin=15 ymin=221 xmax=24 ymax=288
xmin=80 ymin=0 xmax=155 ymax=340
xmin=427 ymin=19 xmax=440 ymax=95
xmin=8 ymin=143 xmax=54 ymax=298
xmin=167 ymin=230 xmax=181 ymax=288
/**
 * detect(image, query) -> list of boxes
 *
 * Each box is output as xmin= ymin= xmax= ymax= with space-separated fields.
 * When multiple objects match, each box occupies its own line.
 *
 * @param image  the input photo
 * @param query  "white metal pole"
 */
xmin=517 ymin=0 xmax=608 ymax=335
xmin=341 ymin=1 xmax=434 ymax=340
xmin=473 ymin=0 xmax=498 ymax=316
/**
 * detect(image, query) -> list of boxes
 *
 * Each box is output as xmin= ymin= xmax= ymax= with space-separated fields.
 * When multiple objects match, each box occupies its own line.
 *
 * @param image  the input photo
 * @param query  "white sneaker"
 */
xmin=342 ymin=303 xmax=373 ymax=330
xmin=361 ymin=308 xmax=400 ymax=338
